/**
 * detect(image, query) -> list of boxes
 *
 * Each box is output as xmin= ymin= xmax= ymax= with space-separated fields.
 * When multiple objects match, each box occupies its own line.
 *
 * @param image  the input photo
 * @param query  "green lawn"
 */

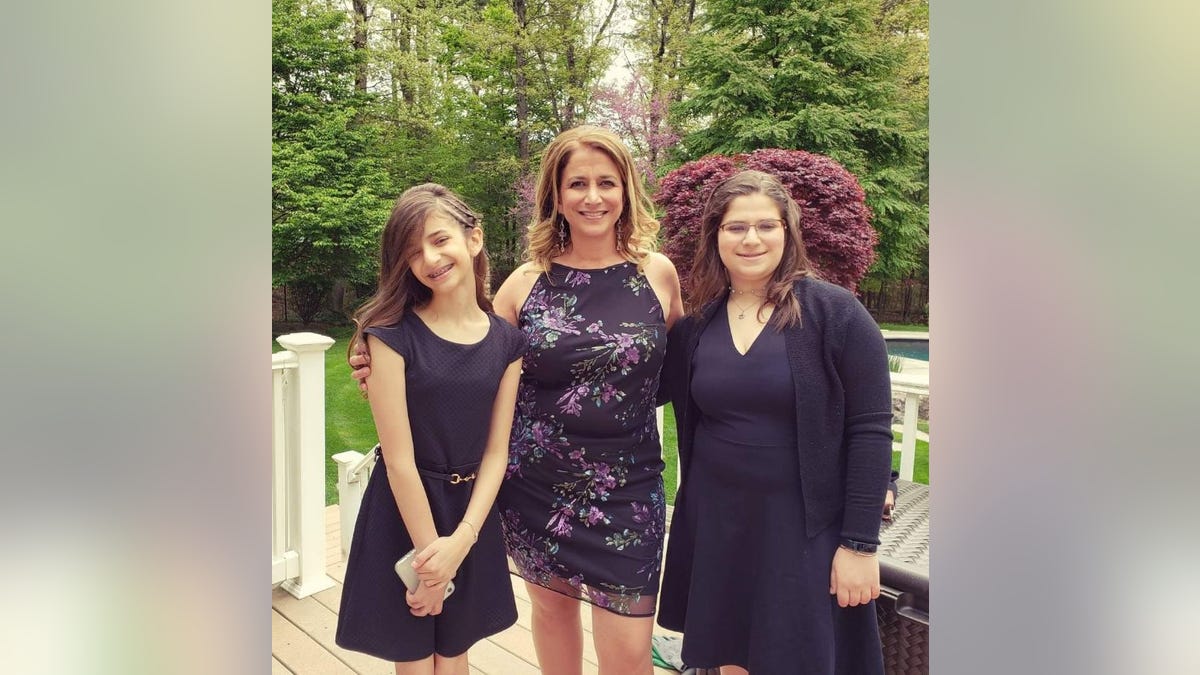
xmin=891 ymin=431 xmax=930 ymax=485
xmin=877 ymin=322 xmax=928 ymax=332
xmin=662 ymin=404 xmax=679 ymax=504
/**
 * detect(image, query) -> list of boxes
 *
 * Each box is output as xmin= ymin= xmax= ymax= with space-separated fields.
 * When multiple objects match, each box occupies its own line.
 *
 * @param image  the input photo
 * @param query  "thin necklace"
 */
xmin=729 ymin=286 xmax=767 ymax=320
xmin=729 ymin=297 xmax=760 ymax=320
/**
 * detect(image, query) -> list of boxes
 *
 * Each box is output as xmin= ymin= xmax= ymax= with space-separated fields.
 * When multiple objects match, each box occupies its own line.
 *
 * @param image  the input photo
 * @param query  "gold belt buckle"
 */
xmin=448 ymin=472 xmax=476 ymax=484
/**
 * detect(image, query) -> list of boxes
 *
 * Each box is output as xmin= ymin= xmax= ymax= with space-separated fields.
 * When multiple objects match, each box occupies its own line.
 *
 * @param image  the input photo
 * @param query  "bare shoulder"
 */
xmin=643 ymin=251 xmax=679 ymax=276
xmin=493 ymin=262 xmax=543 ymax=325
xmin=641 ymin=252 xmax=684 ymax=327
xmin=642 ymin=252 xmax=680 ymax=292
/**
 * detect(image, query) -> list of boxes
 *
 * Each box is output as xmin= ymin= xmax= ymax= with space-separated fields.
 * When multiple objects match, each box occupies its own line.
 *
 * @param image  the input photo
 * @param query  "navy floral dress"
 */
xmin=499 ymin=261 xmax=667 ymax=616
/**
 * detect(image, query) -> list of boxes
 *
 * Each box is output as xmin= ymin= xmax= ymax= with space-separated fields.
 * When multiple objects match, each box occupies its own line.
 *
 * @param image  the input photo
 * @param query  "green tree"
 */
xmin=431 ymin=0 xmax=623 ymax=279
xmin=880 ymin=1 xmax=927 ymax=101
xmin=272 ymin=0 xmax=395 ymax=323
xmin=625 ymin=0 xmax=698 ymax=107
xmin=676 ymin=0 xmax=927 ymax=280
xmin=617 ymin=0 xmax=698 ymax=176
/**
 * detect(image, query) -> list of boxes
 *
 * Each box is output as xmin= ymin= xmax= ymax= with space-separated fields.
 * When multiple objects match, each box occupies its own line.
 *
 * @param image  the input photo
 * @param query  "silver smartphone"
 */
xmin=395 ymin=549 xmax=455 ymax=599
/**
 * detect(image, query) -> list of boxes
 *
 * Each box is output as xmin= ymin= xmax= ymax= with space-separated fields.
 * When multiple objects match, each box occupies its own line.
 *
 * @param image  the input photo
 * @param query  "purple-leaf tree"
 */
xmin=657 ymin=149 xmax=877 ymax=304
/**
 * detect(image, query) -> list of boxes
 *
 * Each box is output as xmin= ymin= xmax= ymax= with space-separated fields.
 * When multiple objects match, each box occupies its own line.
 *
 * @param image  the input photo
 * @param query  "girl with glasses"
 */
xmin=657 ymin=170 xmax=892 ymax=674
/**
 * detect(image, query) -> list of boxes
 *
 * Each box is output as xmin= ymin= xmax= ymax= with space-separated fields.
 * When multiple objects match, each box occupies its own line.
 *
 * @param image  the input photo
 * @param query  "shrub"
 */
xmin=656 ymin=149 xmax=877 ymax=303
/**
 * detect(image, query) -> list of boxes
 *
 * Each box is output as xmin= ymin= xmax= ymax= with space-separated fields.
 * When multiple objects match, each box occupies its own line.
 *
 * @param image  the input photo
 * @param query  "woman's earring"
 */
xmin=615 ymin=218 xmax=625 ymax=253
xmin=557 ymin=216 xmax=568 ymax=253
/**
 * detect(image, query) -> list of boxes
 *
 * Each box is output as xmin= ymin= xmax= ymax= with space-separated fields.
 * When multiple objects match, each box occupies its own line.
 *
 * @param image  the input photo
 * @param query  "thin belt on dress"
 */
xmin=374 ymin=444 xmax=478 ymax=484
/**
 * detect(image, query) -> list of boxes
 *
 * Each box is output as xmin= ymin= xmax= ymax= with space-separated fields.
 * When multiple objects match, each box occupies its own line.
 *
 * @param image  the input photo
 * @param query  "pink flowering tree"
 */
xmin=656 ymin=149 xmax=877 ymax=303
xmin=508 ymin=74 xmax=680 ymax=249
xmin=504 ymin=75 xmax=676 ymax=241
xmin=509 ymin=172 xmax=537 ymax=236
xmin=589 ymin=73 xmax=680 ymax=193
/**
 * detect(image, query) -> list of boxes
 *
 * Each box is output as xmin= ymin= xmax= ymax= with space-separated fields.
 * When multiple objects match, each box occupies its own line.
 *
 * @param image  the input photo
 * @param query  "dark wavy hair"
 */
xmin=689 ymin=170 xmax=815 ymax=328
xmin=348 ymin=184 xmax=490 ymax=360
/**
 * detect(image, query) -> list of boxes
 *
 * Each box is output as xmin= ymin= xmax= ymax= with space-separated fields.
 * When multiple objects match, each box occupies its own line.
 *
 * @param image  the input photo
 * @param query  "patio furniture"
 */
xmin=876 ymin=479 xmax=930 ymax=674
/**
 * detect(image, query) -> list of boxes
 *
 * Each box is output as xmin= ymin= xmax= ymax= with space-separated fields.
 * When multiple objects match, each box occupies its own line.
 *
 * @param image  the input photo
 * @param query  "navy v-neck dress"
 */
xmin=664 ymin=309 xmax=884 ymax=673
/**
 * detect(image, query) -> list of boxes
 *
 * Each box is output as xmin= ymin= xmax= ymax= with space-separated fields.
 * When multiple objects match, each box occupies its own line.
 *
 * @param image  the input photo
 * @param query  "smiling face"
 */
xmin=557 ymin=145 xmax=625 ymax=242
xmin=406 ymin=210 xmax=483 ymax=294
xmin=717 ymin=192 xmax=787 ymax=289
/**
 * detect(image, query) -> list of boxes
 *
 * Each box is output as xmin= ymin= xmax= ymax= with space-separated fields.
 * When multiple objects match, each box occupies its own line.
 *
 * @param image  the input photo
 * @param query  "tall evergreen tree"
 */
xmin=272 ymin=0 xmax=395 ymax=322
xmin=676 ymin=0 xmax=927 ymax=280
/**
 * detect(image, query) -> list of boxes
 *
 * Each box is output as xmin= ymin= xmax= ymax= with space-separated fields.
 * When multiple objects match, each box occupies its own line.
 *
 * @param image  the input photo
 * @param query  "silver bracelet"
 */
xmin=459 ymin=519 xmax=479 ymax=543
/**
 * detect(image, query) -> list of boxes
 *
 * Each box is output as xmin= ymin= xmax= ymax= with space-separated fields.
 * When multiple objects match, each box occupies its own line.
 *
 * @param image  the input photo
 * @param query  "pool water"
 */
xmin=886 ymin=339 xmax=928 ymax=362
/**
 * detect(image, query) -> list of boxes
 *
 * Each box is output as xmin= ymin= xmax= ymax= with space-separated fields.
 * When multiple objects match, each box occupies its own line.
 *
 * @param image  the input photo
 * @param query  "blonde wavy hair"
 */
xmin=524 ymin=125 xmax=659 ymax=272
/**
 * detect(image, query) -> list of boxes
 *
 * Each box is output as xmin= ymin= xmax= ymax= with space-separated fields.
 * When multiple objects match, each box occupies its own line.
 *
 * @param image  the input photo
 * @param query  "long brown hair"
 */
xmin=525 ymin=125 xmax=659 ymax=272
xmin=348 ymin=184 xmax=491 ymax=359
xmin=689 ymin=170 xmax=815 ymax=328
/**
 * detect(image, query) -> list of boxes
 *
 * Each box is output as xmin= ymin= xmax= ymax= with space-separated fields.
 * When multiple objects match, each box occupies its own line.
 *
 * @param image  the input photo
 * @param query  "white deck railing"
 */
xmin=891 ymin=372 xmax=929 ymax=482
xmin=272 ymin=332 xmax=336 ymax=599
xmin=332 ymin=446 xmax=378 ymax=561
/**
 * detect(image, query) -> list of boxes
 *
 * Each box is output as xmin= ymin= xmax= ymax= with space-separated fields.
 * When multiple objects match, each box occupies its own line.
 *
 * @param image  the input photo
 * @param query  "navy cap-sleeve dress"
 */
xmin=335 ymin=311 xmax=526 ymax=662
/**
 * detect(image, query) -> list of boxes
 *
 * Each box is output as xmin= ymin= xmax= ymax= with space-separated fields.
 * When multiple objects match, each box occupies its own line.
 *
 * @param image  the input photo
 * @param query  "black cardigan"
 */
xmin=661 ymin=277 xmax=894 ymax=544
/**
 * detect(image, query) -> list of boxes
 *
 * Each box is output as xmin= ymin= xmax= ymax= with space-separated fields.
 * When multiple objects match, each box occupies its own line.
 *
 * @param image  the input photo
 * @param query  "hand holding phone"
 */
xmin=395 ymin=548 xmax=455 ymax=599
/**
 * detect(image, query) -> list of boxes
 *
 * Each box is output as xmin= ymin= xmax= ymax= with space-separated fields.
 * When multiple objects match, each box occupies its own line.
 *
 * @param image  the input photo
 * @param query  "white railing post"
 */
xmin=276 ymin=332 xmax=336 ymax=598
xmin=890 ymin=373 xmax=929 ymax=482
xmin=332 ymin=447 xmax=377 ymax=561
xmin=271 ymin=352 xmax=300 ymax=586
xmin=899 ymin=390 xmax=921 ymax=481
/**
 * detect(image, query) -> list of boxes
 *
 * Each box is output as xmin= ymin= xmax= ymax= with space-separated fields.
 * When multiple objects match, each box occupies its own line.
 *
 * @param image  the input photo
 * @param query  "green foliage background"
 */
xmin=272 ymin=0 xmax=928 ymax=322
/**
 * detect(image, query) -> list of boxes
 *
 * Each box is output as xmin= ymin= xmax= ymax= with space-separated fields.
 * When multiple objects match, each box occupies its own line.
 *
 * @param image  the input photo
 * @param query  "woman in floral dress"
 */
xmin=492 ymin=125 xmax=683 ymax=674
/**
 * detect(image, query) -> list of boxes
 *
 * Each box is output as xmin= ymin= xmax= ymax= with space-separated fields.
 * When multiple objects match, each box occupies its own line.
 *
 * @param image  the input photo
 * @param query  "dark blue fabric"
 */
xmin=335 ymin=311 xmax=525 ymax=661
xmin=657 ymin=277 xmax=891 ymax=673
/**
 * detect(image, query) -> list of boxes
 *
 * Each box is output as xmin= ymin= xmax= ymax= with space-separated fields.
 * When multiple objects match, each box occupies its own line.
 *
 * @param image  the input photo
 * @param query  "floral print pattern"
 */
xmin=499 ymin=262 xmax=667 ymax=616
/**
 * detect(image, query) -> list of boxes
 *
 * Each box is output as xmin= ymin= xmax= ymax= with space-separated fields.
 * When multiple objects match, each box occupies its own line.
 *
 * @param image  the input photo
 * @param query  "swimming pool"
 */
xmin=885 ymin=338 xmax=928 ymax=362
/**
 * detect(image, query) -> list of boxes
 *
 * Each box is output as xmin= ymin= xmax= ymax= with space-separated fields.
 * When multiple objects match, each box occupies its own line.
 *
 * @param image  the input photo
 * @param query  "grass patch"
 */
xmin=891 ymin=431 xmax=929 ymax=485
xmin=322 ymin=327 xmax=382 ymax=504
xmin=877 ymin=322 xmax=928 ymax=332
xmin=662 ymin=404 xmax=679 ymax=504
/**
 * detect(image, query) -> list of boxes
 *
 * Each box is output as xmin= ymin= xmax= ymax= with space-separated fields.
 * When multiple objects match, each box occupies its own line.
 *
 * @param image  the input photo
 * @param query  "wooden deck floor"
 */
xmin=271 ymin=506 xmax=683 ymax=674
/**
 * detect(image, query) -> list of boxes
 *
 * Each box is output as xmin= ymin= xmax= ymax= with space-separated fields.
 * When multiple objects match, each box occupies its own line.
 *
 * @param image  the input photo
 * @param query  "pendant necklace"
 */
xmin=730 ymin=297 xmax=758 ymax=320
xmin=729 ymin=286 xmax=766 ymax=320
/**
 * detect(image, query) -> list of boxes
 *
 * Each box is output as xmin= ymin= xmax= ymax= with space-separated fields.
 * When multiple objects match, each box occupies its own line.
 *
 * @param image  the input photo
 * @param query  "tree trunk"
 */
xmin=352 ymin=0 xmax=368 ymax=92
xmin=389 ymin=9 xmax=400 ymax=112
xmin=513 ymin=0 xmax=530 ymax=163
xmin=563 ymin=43 xmax=577 ymax=131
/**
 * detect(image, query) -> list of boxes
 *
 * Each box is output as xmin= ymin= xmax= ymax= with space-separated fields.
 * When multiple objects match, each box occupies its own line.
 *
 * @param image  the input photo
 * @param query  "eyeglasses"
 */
xmin=719 ymin=219 xmax=784 ymax=236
